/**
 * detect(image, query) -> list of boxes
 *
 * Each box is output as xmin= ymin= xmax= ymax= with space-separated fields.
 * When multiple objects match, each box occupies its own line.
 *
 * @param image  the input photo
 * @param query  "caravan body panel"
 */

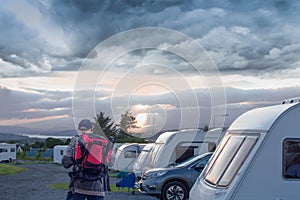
xmin=233 ymin=103 xmax=300 ymax=200
xmin=133 ymin=143 xmax=154 ymax=177
xmin=229 ymin=103 xmax=294 ymax=131
xmin=53 ymin=145 xmax=68 ymax=164
xmin=0 ymin=143 xmax=16 ymax=162
xmin=110 ymin=143 xmax=143 ymax=172
xmin=145 ymin=128 xmax=224 ymax=170
xmin=190 ymin=103 xmax=300 ymax=200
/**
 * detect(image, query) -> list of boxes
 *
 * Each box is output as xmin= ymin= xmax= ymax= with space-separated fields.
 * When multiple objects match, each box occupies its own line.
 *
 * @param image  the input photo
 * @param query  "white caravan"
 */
xmin=144 ymin=128 xmax=224 ymax=171
xmin=53 ymin=145 xmax=68 ymax=164
xmin=108 ymin=143 xmax=123 ymax=168
xmin=133 ymin=143 xmax=154 ymax=178
xmin=110 ymin=143 xmax=145 ymax=172
xmin=190 ymin=100 xmax=300 ymax=200
xmin=0 ymin=143 xmax=16 ymax=162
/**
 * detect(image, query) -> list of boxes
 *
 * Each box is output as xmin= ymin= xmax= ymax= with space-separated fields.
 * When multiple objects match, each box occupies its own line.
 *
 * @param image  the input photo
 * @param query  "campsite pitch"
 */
xmin=0 ymin=163 xmax=156 ymax=200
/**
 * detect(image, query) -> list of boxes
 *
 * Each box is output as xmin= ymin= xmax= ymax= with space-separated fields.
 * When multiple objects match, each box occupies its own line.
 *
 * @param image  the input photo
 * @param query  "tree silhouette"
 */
xmin=94 ymin=111 xmax=118 ymax=138
xmin=119 ymin=110 xmax=140 ymax=135
xmin=45 ymin=137 xmax=64 ymax=148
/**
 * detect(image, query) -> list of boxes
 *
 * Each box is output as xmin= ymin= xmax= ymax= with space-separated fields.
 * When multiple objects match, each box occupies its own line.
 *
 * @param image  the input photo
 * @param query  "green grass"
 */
xmin=16 ymin=160 xmax=51 ymax=165
xmin=0 ymin=163 xmax=27 ymax=175
xmin=110 ymin=184 xmax=133 ymax=192
xmin=108 ymin=172 xmax=119 ymax=178
xmin=49 ymin=182 xmax=133 ymax=193
xmin=49 ymin=182 xmax=69 ymax=190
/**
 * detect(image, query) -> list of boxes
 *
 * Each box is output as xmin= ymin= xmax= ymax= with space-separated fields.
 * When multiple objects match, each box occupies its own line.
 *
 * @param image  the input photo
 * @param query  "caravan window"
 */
xmin=204 ymin=133 xmax=259 ymax=187
xmin=283 ymin=139 xmax=300 ymax=179
xmin=0 ymin=148 xmax=8 ymax=153
xmin=124 ymin=150 xmax=137 ymax=158
xmin=173 ymin=142 xmax=203 ymax=164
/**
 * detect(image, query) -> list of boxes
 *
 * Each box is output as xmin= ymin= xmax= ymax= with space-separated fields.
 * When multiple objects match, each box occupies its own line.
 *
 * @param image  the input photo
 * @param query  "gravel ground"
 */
xmin=0 ymin=163 xmax=157 ymax=200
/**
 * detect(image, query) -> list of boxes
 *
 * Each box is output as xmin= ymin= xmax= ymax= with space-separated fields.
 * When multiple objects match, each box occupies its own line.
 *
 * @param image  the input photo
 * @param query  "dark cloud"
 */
xmin=0 ymin=0 xmax=299 ymax=77
xmin=1 ymin=0 xmax=300 ymax=132
xmin=0 ymin=86 xmax=72 ymax=120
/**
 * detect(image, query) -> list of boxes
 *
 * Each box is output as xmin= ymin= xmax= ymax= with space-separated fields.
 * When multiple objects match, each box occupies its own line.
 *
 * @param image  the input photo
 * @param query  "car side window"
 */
xmin=283 ymin=139 xmax=300 ymax=179
xmin=194 ymin=156 xmax=210 ymax=170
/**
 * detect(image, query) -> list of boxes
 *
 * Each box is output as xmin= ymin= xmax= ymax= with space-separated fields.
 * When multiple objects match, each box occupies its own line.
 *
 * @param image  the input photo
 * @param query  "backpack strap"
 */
xmin=74 ymin=134 xmax=86 ymax=171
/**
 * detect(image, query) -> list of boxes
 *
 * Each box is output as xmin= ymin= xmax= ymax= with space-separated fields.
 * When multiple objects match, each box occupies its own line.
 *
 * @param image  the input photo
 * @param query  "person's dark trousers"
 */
xmin=66 ymin=191 xmax=104 ymax=200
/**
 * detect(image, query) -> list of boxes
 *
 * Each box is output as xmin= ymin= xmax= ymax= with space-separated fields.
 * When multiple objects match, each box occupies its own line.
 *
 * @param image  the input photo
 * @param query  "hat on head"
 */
xmin=78 ymin=119 xmax=93 ymax=131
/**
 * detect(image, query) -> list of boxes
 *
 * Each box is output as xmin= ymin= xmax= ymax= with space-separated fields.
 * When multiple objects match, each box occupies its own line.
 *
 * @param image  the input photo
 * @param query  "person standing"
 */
xmin=62 ymin=119 xmax=107 ymax=200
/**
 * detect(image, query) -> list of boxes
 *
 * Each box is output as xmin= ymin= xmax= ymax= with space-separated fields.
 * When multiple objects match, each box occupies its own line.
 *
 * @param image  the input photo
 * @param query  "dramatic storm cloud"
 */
xmin=0 ymin=0 xmax=299 ymax=133
xmin=1 ymin=0 xmax=300 ymax=76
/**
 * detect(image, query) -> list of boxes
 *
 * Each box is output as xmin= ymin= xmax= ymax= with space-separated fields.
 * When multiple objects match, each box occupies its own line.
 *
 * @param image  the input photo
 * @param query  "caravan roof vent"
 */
xmin=282 ymin=97 xmax=300 ymax=104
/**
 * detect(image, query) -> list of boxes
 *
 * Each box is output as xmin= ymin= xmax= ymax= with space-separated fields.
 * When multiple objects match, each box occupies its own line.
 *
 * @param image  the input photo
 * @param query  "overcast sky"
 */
xmin=0 ymin=0 xmax=300 ymax=137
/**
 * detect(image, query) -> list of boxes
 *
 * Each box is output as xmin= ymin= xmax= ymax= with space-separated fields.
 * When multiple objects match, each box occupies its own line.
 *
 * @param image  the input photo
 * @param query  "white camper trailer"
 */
xmin=144 ymin=128 xmax=224 ymax=171
xmin=53 ymin=145 xmax=68 ymax=164
xmin=190 ymin=101 xmax=300 ymax=200
xmin=108 ymin=143 xmax=123 ymax=169
xmin=0 ymin=143 xmax=16 ymax=162
xmin=111 ymin=143 xmax=144 ymax=172
xmin=133 ymin=143 xmax=154 ymax=178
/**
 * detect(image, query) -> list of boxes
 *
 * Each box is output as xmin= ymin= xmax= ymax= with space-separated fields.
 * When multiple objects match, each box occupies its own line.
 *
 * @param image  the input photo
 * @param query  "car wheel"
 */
xmin=162 ymin=181 xmax=188 ymax=200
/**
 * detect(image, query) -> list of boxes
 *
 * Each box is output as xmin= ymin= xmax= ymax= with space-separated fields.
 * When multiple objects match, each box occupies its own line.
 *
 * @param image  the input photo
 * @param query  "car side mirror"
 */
xmin=167 ymin=162 xmax=176 ymax=167
xmin=194 ymin=163 xmax=205 ymax=171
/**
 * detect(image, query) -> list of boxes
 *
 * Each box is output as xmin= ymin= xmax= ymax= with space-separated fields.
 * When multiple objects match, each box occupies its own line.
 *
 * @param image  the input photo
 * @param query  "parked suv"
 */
xmin=139 ymin=152 xmax=212 ymax=200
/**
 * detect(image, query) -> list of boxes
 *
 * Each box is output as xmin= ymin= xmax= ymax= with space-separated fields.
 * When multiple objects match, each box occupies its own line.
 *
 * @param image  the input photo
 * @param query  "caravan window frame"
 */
xmin=282 ymin=138 xmax=300 ymax=179
xmin=173 ymin=141 xmax=203 ymax=164
xmin=204 ymin=133 xmax=259 ymax=187
xmin=124 ymin=150 xmax=138 ymax=158
xmin=0 ymin=148 xmax=8 ymax=153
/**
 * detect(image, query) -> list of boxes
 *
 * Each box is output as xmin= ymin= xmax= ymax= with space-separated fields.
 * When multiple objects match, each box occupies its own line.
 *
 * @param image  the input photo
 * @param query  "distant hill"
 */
xmin=38 ymin=129 xmax=77 ymax=137
xmin=0 ymin=125 xmax=42 ymax=134
xmin=0 ymin=132 xmax=43 ymax=143
xmin=0 ymin=125 xmax=76 ymax=138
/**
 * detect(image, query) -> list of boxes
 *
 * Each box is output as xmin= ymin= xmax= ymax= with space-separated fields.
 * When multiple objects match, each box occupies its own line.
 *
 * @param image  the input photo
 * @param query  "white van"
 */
xmin=133 ymin=143 xmax=154 ymax=178
xmin=0 ymin=143 xmax=16 ymax=162
xmin=190 ymin=100 xmax=300 ymax=200
xmin=144 ymin=128 xmax=224 ymax=171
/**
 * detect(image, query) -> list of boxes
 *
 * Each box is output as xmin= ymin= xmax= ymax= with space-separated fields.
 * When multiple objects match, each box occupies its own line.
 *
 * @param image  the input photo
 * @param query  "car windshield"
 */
xmin=176 ymin=154 xmax=209 ymax=168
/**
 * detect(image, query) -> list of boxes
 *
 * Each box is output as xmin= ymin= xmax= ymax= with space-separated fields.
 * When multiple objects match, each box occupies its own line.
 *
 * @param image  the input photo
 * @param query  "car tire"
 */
xmin=161 ymin=181 xmax=188 ymax=200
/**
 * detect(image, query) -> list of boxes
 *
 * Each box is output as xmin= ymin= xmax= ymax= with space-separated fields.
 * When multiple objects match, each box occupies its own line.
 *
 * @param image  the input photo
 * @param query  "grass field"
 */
xmin=0 ymin=163 xmax=27 ymax=175
xmin=49 ymin=182 xmax=69 ymax=190
xmin=49 ymin=182 xmax=131 ymax=192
